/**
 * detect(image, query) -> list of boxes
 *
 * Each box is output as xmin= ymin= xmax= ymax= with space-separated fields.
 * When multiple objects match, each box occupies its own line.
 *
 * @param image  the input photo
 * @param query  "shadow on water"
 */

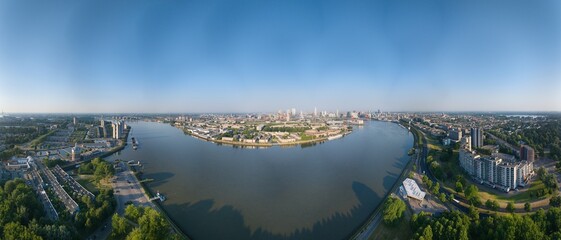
xmin=142 ymin=172 xmax=175 ymax=188
xmin=165 ymin=181 xmax=381 ymax=240
xmin=383 ymin=171 xmax=400 ymax=190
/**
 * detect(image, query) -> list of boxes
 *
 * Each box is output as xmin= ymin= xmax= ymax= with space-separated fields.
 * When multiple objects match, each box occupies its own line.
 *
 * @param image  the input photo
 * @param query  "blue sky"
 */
xmin=0 ymin=0 xmax=560 ymax=113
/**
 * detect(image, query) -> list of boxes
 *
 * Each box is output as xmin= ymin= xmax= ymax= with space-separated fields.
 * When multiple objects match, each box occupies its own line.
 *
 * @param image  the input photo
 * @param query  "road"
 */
xmin=352 ymin=193 xmax=394 ymax=240
xmin=113 ymin=161 xmax=154 ymax=215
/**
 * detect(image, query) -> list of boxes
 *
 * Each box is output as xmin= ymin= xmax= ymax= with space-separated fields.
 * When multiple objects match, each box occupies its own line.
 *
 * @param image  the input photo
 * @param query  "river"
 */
xmin=106 ymin=120 xmax=413 ymax=240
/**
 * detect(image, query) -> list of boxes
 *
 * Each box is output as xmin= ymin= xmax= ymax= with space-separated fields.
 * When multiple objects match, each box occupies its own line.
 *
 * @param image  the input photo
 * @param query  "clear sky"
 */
xmin=0 ymin=0 xmax=560 ymax=113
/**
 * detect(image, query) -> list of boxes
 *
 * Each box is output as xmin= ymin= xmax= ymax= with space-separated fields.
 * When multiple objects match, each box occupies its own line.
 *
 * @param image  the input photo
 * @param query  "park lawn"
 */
xmin=369 ymin=210 xmax=413 ymax=240
xmin=425 ymin=134 xmax=444 ymax=151
xmin=75 ymin=175 xmax=101 ymax=194
xmin=478 ymin=180 xmax=550 ymax=204
xmin=30 ymin=130 xmax=56 ymax=148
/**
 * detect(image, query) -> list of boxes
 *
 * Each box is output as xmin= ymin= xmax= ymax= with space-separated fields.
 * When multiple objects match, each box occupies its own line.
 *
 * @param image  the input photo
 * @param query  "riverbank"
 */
xmin=129 ymin=166 xmax=191 ymax=240
xmin=349 ymin=120 xmax=418 ymax=240
xmin=182 ymin=127 xmax=351 ymax=148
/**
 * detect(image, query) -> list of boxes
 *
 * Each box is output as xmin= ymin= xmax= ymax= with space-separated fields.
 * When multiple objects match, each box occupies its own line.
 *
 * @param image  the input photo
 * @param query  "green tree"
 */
xmin=126 ymin=227 xmax=143 ymax=240
xmin=431 ymin=182 xmax=440 ymax=195
xmin=485 ymin=199 xmax=500 ymax=211
xmin=420 ymin=225 xmax=433 ymax=240
xmin=468 ymin=205 xmax=479 ymax=220
xmin=455 ymin=181 xmax=464 ymax=193
xmin=439 ymin=193 xmax=447 ymax=203
xmin=382 ymin=197 xmax=406 ymax=226
xmin=138 ymin=208 xmax=171 ymax=240
xmin=125 ymin=205 xmax=143 ymax=222
xmin=506 ymin=202 xmax=515 ymax=213
xmin=525 ymin=202 xmax=532 ymax=212
xmin=550 ymin=196 xmax=561 ymax=207
xmin=3 ymin=222 xmax=42 ymax=240
xmin=464 ymin=185 xmax=481 ymax=206
xmin=112 ymin=214 xmax=129 ymax=238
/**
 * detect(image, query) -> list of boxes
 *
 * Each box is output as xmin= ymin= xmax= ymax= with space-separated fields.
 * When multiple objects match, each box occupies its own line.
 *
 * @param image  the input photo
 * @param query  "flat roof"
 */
xmin=403 ymin=178 xmax=426 ymax=201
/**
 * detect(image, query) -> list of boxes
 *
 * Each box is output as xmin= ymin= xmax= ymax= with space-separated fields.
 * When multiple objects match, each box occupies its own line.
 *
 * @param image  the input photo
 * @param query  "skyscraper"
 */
xmin=471 ymin=127 xmax=483 ymax=149
xmin=112 ymin=121 xmax=123 ymax=139
xmin=520 ymin=145 xmax=535 ymax=162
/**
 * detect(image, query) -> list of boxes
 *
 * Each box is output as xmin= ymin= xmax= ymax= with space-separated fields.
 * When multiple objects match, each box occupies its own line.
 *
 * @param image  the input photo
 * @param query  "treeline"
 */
xmin=262 ymin=126 xmax=310 ymax=133
xmin=77 ymin=158 xmax=114 ymax=181
xmin=0 ymin=126 xmax=47 ymax=145
xmin=412 ymin=207 xmax=561 ymax=240
xmin=111 ymin=205 xmax=180 ymax=240
xmin=0 ymin=179 xmax=77 ymax=240
xmin=44 ymin=159 xmax=66 ymax=168
xmin=74 ymin=189 xmax=115 ymax=231
xmin=490 ymin=120 xmax=561 ymax=161
xmin=0 ymin=147 xmax=22 ymax=161
xmin=537 ymin=167 xmax=558 ymax=196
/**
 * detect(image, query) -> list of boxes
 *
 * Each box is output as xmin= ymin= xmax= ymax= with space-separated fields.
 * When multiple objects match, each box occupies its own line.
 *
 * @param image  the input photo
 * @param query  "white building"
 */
xmin=402 ymin=178 xmax=426 ymax=201
xmin=458 ymin=135 xmax=534 ymax=191
xmin=459 ymin=149 xmax=480 ymax=176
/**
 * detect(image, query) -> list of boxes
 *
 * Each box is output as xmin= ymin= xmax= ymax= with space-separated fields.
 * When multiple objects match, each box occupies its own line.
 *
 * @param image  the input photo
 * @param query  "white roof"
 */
xmin=403 ymin=178 xmax=426 ymax=201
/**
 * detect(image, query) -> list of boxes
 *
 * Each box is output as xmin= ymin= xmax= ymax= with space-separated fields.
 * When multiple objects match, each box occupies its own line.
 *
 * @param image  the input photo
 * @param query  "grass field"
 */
xmin=370 ymin=209 xmax=413 ymax=240
xmin=478 ymin=180 xmax=550 ymax=204
xmin=30 ymin=130 xmax=56 ymax=148
xmin=76 ymin=175 xmax=101 ymax=194
xmin=427 ymin=137 xmax=443 ymax=151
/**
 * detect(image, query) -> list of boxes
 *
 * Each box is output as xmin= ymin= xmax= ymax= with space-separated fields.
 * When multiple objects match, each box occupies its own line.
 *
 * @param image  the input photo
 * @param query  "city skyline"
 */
xmin=1 ymin=0 xmax=560 ymax=113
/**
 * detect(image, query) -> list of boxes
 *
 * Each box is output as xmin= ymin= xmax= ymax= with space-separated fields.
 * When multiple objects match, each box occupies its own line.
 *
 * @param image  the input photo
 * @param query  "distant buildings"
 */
xmin=470 ymin=127 xmax=483 ymax=149
xmin=520 ymin=145 xmax=535 ymax=162
xmin=449 ymin=128 xmax=462 ymax=141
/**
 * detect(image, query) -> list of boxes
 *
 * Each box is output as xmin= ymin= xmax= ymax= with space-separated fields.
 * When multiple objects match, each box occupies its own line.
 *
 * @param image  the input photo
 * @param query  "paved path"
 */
xmin=113 ymin=162 xmax=154 ymax=215
xmin=87 ymin=162 xmax=155 ymax=240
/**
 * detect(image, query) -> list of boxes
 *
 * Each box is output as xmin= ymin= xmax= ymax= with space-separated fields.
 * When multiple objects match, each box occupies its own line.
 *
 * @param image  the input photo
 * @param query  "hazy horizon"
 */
xmin=1 ymin=0 xmax=560 ymax=113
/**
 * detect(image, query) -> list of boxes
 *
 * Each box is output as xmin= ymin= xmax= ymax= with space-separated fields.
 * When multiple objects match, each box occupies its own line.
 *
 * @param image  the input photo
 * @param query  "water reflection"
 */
xmin=106 ymin=121 xmax=413 ymax=239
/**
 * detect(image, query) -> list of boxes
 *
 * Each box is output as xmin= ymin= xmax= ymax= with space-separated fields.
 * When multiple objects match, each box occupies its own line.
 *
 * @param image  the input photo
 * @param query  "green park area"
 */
xmin=109 ymin=205 xmax=182 ymax=240
xmin=30 ymin=130 xmax=56 ymax=148
xmin=370 ymin=196 xmax=413 ymax=240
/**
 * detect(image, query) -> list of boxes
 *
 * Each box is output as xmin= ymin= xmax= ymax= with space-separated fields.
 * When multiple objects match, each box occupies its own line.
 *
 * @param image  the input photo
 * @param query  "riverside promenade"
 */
xmin=349 ymin=121 xmax=419 ymax=240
